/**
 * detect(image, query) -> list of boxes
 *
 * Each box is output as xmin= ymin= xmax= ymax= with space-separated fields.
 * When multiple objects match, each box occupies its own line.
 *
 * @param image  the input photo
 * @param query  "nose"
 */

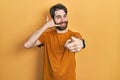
xmin=61 ymin=17 xmax=66 ymax=22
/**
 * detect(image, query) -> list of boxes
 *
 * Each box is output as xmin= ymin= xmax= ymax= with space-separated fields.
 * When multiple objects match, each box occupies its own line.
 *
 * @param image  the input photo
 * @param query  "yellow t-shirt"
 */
xmin=39 ymin=30 xmax=82 ymax=80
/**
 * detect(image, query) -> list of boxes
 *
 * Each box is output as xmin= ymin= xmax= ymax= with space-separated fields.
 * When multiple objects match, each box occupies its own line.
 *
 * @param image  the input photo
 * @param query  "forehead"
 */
xmin=54 ymin=9 xmax=66 ymax=16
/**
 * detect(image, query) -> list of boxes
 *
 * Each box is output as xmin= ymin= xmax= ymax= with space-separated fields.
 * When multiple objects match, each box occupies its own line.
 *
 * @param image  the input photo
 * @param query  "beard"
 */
xmin=54 ymin=21 xmax=68 ymax=31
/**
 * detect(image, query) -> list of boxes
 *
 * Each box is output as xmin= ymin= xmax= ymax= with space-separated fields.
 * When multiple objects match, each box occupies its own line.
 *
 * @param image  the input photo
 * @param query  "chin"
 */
xmin=56 ymin=26 xmax=67 ymax=31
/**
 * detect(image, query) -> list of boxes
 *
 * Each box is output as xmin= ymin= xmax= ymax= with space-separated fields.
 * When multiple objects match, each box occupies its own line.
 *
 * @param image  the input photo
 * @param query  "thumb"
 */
xmin=64 ymin=39 xmax=72 ymax=47
xmin=71 ymin=36 xmax=77 ymax=41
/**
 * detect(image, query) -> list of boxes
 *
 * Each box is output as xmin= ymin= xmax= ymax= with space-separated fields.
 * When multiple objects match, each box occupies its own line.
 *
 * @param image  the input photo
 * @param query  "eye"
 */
xmin=64 ymin=14 xmax=67 ymax=18
xmin=56 ymin=15 xmax=61 ymax=19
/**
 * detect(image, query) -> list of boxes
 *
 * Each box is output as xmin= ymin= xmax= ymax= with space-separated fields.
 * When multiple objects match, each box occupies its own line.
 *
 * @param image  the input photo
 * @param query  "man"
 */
xmin=24 ymin=3 xmax=85 ymax=80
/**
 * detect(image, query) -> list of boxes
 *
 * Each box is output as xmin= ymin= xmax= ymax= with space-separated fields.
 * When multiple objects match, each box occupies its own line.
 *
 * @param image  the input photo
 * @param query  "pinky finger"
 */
xmin=46 ymin=16 xmax=49 ymax=22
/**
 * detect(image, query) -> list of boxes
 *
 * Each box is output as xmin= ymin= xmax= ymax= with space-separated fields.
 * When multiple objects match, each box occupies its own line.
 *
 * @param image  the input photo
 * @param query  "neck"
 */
xmin=56 ymin=29 xmax=68 ymax=33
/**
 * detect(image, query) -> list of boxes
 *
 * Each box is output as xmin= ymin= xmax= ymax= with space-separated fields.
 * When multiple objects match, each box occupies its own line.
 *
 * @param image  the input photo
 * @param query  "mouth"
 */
xmin=59 ymin=22 xmax=67 ymax=27
xmin=61 ymin=23 xmax=66 ymax=27
xmin=55 ymin=21 xmax=68 ymax=30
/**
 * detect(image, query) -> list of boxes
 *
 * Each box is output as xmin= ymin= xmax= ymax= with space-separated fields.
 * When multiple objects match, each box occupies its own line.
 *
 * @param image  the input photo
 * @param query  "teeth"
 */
xmin=61 ymin=23 xmax=65 ymax=26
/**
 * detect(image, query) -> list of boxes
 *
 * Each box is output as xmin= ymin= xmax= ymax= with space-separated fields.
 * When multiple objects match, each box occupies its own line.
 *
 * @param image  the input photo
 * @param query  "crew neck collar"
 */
xmin=56 ymin=29 xmax=68 ymax=34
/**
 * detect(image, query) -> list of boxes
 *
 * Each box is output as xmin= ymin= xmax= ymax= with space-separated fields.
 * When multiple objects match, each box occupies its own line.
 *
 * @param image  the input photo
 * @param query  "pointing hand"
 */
xmin=65 ymin=36 xmax=83 ymax=52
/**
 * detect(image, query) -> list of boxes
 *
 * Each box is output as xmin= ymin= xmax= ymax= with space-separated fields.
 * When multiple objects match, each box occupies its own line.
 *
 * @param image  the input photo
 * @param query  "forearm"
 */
xmin=24 ymin=24 xmax=48 ymax=48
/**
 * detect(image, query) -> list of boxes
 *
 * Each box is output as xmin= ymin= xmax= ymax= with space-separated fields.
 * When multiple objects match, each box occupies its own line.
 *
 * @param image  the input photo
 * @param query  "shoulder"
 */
xmin=69 ymin=30 xmax=82 ymax=39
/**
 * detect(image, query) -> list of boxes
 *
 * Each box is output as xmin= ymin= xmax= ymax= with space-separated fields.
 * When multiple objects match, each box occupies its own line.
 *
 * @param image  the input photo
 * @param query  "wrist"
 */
xmin=43 ymin=23 xmax=50 ymax=30
xmin=82 ymin=39 xmax=85 ymax=49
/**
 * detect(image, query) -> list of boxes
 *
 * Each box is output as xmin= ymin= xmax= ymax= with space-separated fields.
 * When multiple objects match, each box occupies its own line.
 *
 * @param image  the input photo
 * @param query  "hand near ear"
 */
xmin=45 ymin=16 xmax=60 ymax=28
xmin=64 ymin=36 xmax=83 ymax=52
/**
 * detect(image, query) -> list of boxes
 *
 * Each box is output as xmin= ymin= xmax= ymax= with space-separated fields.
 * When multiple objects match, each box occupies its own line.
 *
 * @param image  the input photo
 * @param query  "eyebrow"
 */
xmin=55 ymin=13 xmax=67 ymax=17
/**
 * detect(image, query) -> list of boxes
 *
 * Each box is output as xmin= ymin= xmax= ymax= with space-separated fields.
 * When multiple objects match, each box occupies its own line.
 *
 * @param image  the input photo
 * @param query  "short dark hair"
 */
xmin=50 ymin=3 xmax=68 ymax=19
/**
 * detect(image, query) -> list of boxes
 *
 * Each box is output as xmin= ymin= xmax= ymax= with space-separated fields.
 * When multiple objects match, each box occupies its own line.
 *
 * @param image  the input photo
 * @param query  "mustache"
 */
xmin=56 ymin=21 xmax=68 ymax=25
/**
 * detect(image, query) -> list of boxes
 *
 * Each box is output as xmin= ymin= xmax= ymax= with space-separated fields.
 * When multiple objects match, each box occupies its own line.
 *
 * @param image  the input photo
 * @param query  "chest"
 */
xmin=52 ymin=35 xmax=70 ymax=48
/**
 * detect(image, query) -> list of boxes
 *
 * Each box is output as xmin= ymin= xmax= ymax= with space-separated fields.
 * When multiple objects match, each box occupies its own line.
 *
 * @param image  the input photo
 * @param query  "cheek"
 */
xmin=54 ymin=19 xmax=62 ymax=23
xmin=65 ymin=18 xmax=68 ymax=21
xmin=64 ymin=17 xmax=68 ymax=21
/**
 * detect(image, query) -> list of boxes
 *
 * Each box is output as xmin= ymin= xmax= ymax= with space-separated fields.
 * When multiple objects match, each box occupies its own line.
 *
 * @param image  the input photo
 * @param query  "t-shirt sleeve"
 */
xmin=39 ymin=32 xmax=47 ymax=44
xmin=73 ymin=32 xmax=82 ymax=40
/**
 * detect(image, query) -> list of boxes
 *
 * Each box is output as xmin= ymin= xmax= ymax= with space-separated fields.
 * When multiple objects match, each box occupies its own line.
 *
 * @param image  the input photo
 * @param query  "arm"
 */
xmin=24 ymin=19 xmax=58 ymax=48
xmin=24 ymin=24 xmax=48 ymax=48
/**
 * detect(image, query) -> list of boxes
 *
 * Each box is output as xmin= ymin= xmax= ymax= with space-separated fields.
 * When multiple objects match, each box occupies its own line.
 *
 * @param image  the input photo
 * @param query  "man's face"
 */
xmin=53 ymin=9 xmax=68 ymax=30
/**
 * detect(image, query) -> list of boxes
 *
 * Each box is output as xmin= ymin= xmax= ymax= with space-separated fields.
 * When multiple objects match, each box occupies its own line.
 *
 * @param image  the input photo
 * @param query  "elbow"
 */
xmin=24 ymin=42 xmax=32 ymax=49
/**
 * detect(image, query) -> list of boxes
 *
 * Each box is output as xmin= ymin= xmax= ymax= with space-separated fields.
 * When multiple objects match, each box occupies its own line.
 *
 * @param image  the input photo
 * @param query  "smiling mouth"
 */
xmin=55 ymin=22 xmax=68 ymax=30
xmin=60 ymin=22 xmax=66 ymax=26
xmin=61 ymin=23 xmax=66 ymax=26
